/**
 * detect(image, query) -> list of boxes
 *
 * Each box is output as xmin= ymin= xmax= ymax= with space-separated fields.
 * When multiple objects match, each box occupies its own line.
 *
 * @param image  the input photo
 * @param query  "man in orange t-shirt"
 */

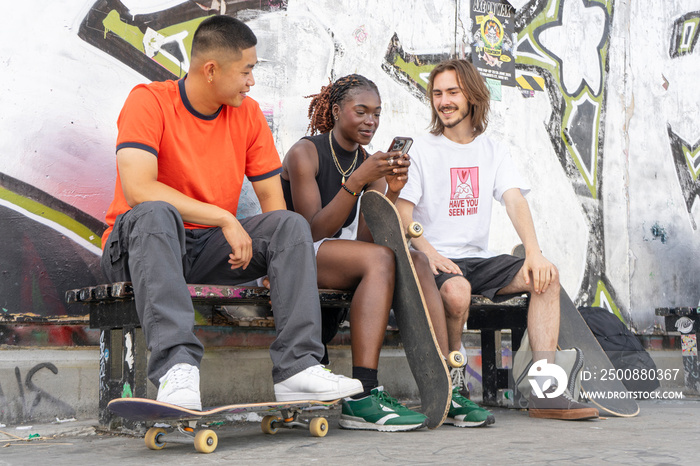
xmin=101 ymin=15 xmax=361 ymax=410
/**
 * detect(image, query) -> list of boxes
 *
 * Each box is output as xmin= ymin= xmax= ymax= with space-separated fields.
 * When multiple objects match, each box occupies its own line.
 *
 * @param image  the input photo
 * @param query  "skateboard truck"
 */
xmin=261 ymin=408 xmax=329 ymax=437
xmin=145 ymin=422 xmax=218 ymax=454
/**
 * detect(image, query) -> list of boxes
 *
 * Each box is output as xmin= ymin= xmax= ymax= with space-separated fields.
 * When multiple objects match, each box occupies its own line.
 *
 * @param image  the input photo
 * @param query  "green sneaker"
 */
xmin=445 ymin=387 xmax=495 ymax=427
xmin=339 ymin=386 xmax=427 ymax=432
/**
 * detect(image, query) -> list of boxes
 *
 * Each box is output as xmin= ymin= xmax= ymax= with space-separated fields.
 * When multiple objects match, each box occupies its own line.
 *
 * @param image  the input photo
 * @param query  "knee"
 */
xmin=360 ymin=244 xmax=394 ymax=276
xmin=375 ymin=245 xmax=395 ymax=273
xmin=441 ymin=277 xmax=471 ymax=317
xmin=270 ymin=210 xmax=311 ymax=237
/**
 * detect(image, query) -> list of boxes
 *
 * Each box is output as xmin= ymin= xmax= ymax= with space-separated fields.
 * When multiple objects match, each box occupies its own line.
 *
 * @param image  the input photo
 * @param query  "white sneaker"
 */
xmin=274 ymin=365 xmax=363 ymax=402
xmin=156 ymin=363 xmax=202 ymax=410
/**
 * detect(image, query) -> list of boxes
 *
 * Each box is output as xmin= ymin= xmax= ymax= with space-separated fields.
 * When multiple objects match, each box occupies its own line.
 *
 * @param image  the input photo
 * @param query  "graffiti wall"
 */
xmin=1 ymin=0 xmax=699 ymax=338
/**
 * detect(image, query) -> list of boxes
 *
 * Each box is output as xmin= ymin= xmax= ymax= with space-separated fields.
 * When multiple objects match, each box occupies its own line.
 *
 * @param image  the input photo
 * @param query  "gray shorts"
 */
xmin=434 ymin=254 xmax=525 ymax=300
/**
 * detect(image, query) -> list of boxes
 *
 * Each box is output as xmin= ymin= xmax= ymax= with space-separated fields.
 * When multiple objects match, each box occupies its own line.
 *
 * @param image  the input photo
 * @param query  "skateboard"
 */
xmin=511 ymin=244 xmax=639 ymax=417
xmin=558 ymin=289 xmax=640 ymax=417
xmin=108 ymin=398 xmax=338 ymax=453
xmin=360 ymin=190 xmax=453 ymax=429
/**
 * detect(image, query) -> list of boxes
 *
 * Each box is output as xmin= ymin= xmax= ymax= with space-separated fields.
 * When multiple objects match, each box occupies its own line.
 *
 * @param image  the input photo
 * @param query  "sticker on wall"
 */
xmin=675 ymin=317 xmax=696 ymax=335
xmin=681 ymin=334 xmax=698 ymax=356
xmin=516 ymin=72 xmax=545 ymax=93
xmin=470 ymin=0 xmax=516 ymax=87
xmin=486 ymin=77 xmax=502 ymax=101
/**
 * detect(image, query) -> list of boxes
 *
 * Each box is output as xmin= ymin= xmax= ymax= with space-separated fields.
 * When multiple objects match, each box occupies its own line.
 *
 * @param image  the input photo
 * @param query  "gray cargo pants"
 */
xmin=101 ymin=201 xmax=324 ymax=386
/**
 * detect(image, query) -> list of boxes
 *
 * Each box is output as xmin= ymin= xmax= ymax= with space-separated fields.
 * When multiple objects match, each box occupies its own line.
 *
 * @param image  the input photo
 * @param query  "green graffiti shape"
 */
xmin=392 ymin=55 xmax=436 ymax=93
xmin=516 ymin=0 xmax=613 ymax=199
xmin=592 ymin=280 xmax=626 ymax=326
xmin=103 ymin=10 xmax=207 ymax=78
xmin=0 ymin=186 xmax=102 ymax=249
xmin=682 ymin=144 xmax=700 ymax=181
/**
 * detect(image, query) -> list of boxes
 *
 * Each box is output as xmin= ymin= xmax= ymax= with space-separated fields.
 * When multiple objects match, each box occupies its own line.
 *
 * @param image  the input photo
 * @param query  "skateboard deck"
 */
xmin=360 ymin=190 xmax=451 ymax=429
xmin=558 ymin=289 xmax=640 ymax=417
xmin=108 ymin=398 xmax=337 ymax=453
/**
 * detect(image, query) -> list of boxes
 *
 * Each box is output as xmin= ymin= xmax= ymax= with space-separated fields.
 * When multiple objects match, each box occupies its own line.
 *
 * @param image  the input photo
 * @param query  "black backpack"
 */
xmin=579 ymin=306 xmax=660 ymax=394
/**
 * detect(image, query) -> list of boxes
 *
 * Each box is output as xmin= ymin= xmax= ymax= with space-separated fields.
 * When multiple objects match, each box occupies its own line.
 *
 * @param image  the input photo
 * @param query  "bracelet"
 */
xmin=341 ymin=183 xmax=360 ymax=197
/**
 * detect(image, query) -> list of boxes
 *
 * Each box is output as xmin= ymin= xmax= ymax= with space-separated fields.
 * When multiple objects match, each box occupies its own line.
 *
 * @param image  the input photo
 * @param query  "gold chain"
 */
xmin=329 ymin=130 xmax=358 ymax=185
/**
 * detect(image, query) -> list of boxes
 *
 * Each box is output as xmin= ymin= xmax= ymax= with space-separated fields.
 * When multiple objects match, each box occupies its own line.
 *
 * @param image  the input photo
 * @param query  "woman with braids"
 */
xmin=281 ymin=74 xmax=493 ymax=431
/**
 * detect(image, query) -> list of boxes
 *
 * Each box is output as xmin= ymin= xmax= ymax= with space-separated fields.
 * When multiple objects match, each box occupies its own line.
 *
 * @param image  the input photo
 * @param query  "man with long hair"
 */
xmin=397 ymin=59 xmax=598 ymax=420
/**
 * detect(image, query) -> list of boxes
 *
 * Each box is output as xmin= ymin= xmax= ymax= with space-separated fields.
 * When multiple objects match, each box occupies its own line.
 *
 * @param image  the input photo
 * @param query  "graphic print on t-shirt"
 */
xmin=449 ymin=167 xmax=479 ymax=217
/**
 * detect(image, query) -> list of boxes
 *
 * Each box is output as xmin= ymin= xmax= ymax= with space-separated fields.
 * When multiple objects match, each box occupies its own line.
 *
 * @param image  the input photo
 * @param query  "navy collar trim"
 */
xmin=179 ymin=77 xmax=223 ymax=120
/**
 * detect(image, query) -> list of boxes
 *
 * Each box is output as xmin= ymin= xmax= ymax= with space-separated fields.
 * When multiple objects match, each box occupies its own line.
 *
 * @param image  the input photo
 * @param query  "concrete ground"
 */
xmin=0 ymin=334 xmax=687 ymax=426
xmin=1 ymin=398 xmax=699 ymax=465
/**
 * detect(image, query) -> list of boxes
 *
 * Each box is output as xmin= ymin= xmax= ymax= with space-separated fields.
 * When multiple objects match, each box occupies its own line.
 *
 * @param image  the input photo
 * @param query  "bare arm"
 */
xmin=284 ymin=139 xmax=406 ymax=242
xmin=117 ymin=146 xmax=252 ymax=269
xmin=502 ymin=188 xmax=556 ymax=294
xmin=251 ymin=175 xmax=286 ymax=213
xmin=118 ymin=147 xmax=236 ymax=227
xmin=396 ymin=198 xmax=462 ymax=276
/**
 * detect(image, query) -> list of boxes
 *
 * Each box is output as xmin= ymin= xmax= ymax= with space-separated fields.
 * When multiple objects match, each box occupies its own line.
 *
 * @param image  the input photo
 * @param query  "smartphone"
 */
xmin=388 ymin=137 xmax=413 ymax=156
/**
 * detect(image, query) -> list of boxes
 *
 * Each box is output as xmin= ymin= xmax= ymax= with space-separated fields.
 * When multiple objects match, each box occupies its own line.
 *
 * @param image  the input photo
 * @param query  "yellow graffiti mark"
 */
xmin=102 ymin=10 xmax=207 ymax=78
xmin=682 ymin=144 xmax=700 ymax=181
xmin=592 ymin=280 xmax=626 ymax=326
xmin=103 ymin=10 xmax=144 ymax=52
xmin=392 ymin=55 xmax=436 ymax=91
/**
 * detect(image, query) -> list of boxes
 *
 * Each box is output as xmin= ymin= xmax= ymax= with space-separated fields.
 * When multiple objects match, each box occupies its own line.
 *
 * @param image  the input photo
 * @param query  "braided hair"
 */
xmin=306 ymin=74 xmax=380 ymax=136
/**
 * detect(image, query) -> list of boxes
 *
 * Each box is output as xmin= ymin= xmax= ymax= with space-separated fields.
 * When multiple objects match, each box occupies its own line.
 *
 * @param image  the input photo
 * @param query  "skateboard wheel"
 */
xmin=407 ymin=222 xmax=423 ymax=238
xmin=261 ymin=415 xmax=280 ymax=435
xmin=309 ymin=417 xmax=329 ymax=437
xmin=144 ymin=427 xmax=167 ymax=450
xmin=448 ymin=351 xmax=465 ymax=368
xmin=194 ymin=429 xmax=218 ymax=454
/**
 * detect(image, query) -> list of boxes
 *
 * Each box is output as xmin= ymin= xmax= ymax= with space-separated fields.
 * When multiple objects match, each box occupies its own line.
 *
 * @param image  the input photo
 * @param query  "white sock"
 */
xmin=459 ymin=343 xmax=467 ymax=361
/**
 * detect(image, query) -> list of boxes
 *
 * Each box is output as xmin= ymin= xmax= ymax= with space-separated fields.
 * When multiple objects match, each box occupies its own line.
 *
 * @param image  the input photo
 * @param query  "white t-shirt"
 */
xmin=400 ymin=133 xmax=530 ymax=259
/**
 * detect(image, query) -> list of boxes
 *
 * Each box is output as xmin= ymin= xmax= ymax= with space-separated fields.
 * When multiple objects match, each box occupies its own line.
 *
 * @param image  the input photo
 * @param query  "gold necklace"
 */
xmin=329 ymin=130 xmax=358 ymax=184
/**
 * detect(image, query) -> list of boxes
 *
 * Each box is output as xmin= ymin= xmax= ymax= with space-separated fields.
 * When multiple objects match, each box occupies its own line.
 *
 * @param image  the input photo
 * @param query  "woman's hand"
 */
xmin=385 ymin=153 xmax=410 ymax=195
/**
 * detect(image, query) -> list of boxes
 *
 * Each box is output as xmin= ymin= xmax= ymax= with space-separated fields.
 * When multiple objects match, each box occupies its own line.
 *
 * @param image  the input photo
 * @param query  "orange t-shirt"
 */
xmin=102 ymin=78 xmax=281 ymax=248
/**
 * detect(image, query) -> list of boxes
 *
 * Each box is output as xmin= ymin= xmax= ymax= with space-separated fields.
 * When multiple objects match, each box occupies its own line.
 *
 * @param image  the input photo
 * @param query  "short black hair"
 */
xmin=191 ymin=15 xmax=257 ymax=59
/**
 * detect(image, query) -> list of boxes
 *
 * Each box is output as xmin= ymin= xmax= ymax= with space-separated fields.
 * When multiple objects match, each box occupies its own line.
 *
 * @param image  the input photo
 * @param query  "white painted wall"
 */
xmin=1 ymin=0 xmax=699 ymax=332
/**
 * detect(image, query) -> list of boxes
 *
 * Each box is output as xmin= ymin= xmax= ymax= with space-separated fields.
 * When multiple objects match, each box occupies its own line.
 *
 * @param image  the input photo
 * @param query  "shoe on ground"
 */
xmin=444 ymin=386 xmax=495 ymax=427
xmin=156 ymin=363 xmax=202 ymax=410
xmin=339 ymin=386 xmax=427 ymax=432
xmin=274 ymin=365 xmax=363 ymax=402
xmin=528 ymin=385 xmax=599 ymax=420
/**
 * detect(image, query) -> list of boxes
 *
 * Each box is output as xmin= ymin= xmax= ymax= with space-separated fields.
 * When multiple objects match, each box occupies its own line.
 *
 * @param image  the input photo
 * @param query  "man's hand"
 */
xmin=222 ymin=217 xmax=253 ymax=270
xmin=425 ymin=249 xmax=463 ymax=276
xmin=522 ymin=251 xmax=557 ymax=294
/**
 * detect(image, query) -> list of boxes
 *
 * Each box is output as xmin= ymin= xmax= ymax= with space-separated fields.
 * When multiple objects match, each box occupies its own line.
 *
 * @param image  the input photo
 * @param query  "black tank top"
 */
xmin=281 ymin=132 xmax=366 ymax=238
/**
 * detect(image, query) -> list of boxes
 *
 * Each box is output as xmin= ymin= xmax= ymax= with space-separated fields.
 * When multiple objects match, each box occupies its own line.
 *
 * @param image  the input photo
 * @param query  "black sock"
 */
xmin=351 ymin=366 xmax=378 ymax=399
